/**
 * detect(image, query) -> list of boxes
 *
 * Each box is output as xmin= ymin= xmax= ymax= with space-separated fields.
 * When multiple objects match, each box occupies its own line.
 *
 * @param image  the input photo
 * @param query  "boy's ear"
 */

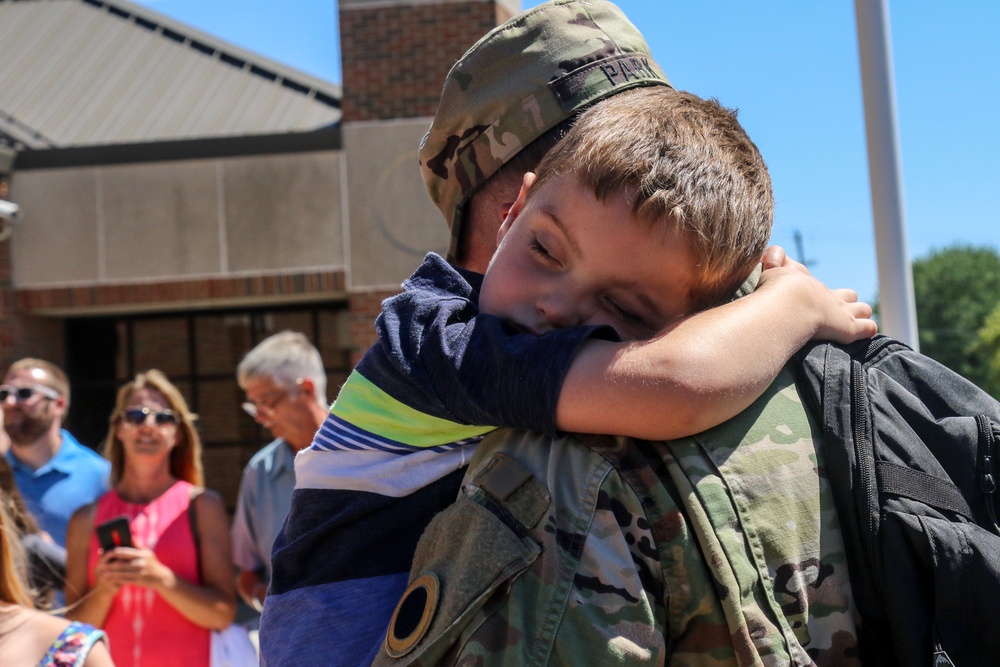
xmin=497 ymin=172 xmax=535 ymax=245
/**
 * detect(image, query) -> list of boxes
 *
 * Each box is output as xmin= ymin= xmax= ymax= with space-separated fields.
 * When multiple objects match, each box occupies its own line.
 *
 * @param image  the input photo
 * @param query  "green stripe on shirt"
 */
xmin=331 ymin=370 xmax=494 ymax=447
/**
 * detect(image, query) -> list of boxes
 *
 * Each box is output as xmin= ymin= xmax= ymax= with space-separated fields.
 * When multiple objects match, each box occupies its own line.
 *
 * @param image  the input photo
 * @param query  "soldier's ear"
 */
xmin=498 ymin=201 xmax=513 ymax=221
xmin=496 ymin=172 xmax=534 ymax=245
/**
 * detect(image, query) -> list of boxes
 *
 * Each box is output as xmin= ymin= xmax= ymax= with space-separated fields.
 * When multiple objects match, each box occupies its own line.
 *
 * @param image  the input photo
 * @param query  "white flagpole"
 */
xmin=854 ymin=0 xmax=919 ymax=349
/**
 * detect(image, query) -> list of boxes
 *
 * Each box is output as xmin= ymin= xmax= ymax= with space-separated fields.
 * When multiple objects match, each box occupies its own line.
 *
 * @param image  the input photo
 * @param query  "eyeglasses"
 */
xmin=121 ymin=407 xmax=179 ymax=427
xmin=242 ymin=378 xmax=306 ymax=418
xmin=241 ymin=392 xmax=288 ymax=419
xmin=0 ymin=385 xmax=61 ymax=403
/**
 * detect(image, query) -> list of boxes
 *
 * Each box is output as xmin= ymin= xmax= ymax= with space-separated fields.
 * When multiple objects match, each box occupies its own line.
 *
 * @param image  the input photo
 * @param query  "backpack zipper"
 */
xmin=864 ymin=335 xmax=896 ymax=362
xmin=851 ymin=357 xmax=883 ymax=601
xmin=977 ymin=415 xmax=999 ymax=531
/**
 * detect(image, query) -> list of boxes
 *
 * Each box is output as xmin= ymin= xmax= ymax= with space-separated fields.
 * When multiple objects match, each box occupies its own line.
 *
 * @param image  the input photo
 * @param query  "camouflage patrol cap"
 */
xmin=419 ymin=0 xmax=671 ymax=260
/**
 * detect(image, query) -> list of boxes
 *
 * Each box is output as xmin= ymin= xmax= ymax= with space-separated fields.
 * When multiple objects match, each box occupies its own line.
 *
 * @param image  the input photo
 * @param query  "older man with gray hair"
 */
xmin=232 ymin=331 xmax=328 ymax=615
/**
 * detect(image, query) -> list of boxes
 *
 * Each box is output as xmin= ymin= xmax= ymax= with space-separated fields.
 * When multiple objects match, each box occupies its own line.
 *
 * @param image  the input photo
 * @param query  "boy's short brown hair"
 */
xmin=532 ymin=86 xmax=773 ymax=308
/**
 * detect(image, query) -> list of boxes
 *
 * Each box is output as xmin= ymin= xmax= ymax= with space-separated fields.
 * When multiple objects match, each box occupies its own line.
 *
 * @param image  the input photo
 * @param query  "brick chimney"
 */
xmin=338 ymin=0 xmax=519 ymax=122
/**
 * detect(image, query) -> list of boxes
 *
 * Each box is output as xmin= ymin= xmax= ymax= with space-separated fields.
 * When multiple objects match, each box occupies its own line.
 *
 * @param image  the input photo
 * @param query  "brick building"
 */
xmin=0 ymin=0 xmax=517 ymax=507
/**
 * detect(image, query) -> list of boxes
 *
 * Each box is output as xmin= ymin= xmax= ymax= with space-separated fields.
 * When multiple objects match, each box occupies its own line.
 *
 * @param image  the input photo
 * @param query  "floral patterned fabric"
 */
xmin=38 ymin=621 xmax=106 ymax=667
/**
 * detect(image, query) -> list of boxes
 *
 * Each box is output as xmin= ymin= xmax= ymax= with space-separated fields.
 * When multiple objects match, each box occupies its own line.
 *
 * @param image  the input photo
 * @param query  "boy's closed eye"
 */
xmin=528 ymin=227 xmax=566 ymax=267
xmin=529 ymin=237 xmax=555 ymax=263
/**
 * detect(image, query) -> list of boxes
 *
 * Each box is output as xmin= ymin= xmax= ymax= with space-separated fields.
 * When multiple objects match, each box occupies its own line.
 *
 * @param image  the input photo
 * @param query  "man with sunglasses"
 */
xmin=2 ymin=358 xmax=110 ymax=551
xmin=232 ymin=331 xmax=330 ymax=624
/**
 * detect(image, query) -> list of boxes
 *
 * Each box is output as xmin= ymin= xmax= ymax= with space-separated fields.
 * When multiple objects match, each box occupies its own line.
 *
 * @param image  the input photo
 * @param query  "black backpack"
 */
xmin=796 ymin=335 xmax=1000 ymax=666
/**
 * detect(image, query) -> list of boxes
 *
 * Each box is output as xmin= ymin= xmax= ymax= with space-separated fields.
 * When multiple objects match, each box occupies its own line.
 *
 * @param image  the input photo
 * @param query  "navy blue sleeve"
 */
xmin=361 ymin=254 xmax=618 ymax=438
xmin=262 ymin=470 xmax=466 ymax=667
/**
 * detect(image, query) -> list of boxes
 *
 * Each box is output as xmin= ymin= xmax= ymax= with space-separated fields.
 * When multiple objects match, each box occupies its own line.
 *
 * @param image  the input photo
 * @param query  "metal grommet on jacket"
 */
xmin=384 ymin=572 xmax=440 ymax=658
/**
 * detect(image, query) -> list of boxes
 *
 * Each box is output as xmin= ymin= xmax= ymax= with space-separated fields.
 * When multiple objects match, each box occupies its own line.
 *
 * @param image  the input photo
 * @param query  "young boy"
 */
xmin=286 ymin=86 xmax=875 ymax=661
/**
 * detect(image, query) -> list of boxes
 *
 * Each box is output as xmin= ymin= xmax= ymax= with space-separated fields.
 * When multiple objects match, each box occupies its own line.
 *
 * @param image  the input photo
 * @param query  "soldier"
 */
xmin=372 ymin=1 xmax=862 ymax=665
xmin=266 ymin=1 xmax=862 ymax=665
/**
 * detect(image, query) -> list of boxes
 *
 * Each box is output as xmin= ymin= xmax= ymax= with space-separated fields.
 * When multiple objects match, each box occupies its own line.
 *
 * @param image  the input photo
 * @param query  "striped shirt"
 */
xmin=262 ymin=253 xmax=615 ymax=667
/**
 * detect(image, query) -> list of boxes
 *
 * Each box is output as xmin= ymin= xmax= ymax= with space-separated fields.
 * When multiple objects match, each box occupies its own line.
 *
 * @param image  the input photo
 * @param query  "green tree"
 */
xmin=912 ymin=244 xmax=1000 ymax=398
xmin=974 ymin=301 xmax=1000 ymax=398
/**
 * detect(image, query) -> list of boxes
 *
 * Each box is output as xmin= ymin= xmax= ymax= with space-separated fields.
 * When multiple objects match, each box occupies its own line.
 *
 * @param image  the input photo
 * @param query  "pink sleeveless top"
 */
xmin=88 ymin=480 xmax=210 ymax=667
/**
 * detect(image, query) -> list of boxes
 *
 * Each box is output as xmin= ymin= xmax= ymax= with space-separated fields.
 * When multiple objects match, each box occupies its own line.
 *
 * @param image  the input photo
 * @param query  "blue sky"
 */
xmin=132 ymin=0 xmax=999 ymax=309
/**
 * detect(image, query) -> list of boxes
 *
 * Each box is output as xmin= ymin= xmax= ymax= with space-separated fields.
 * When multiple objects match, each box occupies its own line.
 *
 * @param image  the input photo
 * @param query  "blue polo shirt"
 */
xmin=7 ymin=429 xmax=110 ymax=548
xmin=231 ymin=437 xmax=296 ymax=582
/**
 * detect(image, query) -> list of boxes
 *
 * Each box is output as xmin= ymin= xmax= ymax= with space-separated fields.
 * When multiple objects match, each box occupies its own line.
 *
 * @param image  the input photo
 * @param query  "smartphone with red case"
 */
xmin=96 ymin=515 xmax=133 ymax=552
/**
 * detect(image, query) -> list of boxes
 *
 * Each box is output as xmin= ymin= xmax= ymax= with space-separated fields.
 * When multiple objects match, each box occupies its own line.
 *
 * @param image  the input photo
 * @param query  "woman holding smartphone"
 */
xmin=64 ymin=370 xmax=236 ymax=667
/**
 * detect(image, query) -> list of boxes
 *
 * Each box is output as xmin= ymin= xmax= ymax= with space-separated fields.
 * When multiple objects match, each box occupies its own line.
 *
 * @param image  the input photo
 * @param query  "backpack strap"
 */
xmin=877 ymin=461 xmax=973 ymax=520
xmin=188 ymin=485 xmax=205 ymax=581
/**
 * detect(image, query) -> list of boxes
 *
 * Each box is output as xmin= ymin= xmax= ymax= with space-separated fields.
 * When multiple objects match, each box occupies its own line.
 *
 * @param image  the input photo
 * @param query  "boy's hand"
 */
xmin=761 ymin=245 xmax=810 ymax=274
xmin=758 ymin=265 xmax=877 ymax=344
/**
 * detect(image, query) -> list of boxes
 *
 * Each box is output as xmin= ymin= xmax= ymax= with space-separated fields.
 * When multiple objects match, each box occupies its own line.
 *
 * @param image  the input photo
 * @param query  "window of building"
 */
xmin=65 ymin=303 xmax=351 ymax=508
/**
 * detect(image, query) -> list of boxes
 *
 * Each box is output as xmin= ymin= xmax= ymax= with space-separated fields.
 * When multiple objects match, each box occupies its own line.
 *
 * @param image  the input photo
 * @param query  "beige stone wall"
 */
xmin=8 ymin=150 xmax=346 ymax=288
xmin=343 ymin=118 xmax=450 ymax=291
xmin=9 ymin=130 xmax=450 ymax=297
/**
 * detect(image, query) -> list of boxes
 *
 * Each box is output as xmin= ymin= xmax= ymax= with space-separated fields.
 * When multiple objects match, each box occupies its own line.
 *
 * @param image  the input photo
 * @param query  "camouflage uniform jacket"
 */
xmin=371 ymin=366 xmax=861 ymax=666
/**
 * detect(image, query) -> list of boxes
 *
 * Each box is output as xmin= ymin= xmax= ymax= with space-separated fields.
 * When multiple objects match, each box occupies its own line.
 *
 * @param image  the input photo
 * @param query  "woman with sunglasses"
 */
xmin=63 ymin=370 xmax=236 ymax=667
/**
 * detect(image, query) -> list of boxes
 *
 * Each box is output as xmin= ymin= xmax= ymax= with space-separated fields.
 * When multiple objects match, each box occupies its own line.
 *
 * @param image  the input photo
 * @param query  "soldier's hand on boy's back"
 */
xmin=757 ymin=245 xmax=877 ymax=345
